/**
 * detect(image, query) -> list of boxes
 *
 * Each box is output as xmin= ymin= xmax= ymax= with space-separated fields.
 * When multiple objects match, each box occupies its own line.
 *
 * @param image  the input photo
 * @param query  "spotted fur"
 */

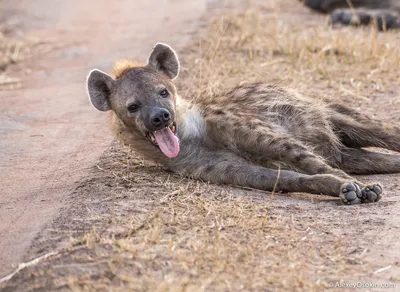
xmin=87 ymin=43 xmax=400 ymax=205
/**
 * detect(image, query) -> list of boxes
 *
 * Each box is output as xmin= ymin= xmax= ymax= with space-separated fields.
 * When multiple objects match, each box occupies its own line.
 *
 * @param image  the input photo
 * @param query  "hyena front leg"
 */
xmin=171 ymin=147 xmax=380 ymax=204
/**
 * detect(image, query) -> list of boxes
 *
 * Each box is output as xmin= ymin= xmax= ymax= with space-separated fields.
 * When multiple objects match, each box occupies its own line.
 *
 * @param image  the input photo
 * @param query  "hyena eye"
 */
xmin=127 ymin=104 xmax=139 ymax=113
xmin=159 ymin=89 xmax=169 ymax=98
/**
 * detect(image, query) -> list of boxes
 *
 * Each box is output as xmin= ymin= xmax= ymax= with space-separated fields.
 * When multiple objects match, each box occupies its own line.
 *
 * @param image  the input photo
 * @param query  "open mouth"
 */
xmin=146 ymin=122 xmax=176 ymax=146
xmin=146 ymin=122 xmax=179 ymax=158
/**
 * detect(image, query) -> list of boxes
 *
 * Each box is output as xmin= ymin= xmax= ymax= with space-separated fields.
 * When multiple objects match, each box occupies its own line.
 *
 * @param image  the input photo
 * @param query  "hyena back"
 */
xmin=87 ymin=43 xmax=400 ymax=205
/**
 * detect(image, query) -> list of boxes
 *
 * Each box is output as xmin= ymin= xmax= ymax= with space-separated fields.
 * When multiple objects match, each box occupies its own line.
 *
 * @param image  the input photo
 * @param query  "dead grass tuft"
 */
xmin=0 ymin=33 xmax=23 ymax=70
xmin=0 ymin=23 xmax=26 ymax=87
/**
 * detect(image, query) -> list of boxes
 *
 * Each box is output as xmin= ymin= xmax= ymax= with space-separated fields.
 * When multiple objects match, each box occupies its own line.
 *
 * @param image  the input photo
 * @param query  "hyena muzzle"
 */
xmin=86 ymin=43 xmax=400 ymax=205
xmin=300 ymin=0 xmax=400 ymax=30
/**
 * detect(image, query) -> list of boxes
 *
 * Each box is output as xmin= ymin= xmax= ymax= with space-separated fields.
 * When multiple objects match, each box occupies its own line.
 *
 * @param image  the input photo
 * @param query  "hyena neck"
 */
xmin=175 ymin=95 xmax=205 ymax=141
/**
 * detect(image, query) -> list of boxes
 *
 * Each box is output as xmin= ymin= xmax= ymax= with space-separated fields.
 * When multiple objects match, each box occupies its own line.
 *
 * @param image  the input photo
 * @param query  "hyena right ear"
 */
xmin=86 ymin=69 xmax=115 ymax=111
xmin=147 ymin=43 xmax=180 ymax=80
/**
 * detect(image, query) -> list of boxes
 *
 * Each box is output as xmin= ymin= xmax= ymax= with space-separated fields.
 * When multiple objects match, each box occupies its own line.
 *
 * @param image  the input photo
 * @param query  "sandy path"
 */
xmin=0 ymin=0 xmax=211 ymax=277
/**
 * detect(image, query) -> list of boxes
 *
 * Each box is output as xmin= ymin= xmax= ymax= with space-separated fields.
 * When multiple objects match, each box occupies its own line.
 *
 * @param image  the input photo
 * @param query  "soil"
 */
xmin=1 ymin=0 xmax=400 ymax=291
xmin=0 ymin=0 xmax=218 ymax=278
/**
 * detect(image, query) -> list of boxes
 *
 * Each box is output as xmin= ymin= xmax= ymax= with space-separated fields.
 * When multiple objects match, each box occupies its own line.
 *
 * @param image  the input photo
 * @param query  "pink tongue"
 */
xmin=153 ymin=127 xmax=180 ymax=158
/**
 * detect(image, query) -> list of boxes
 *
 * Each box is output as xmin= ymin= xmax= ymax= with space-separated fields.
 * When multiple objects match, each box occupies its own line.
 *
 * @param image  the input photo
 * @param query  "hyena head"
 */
xmin=86 ymin=43 xmax=180 ymax=158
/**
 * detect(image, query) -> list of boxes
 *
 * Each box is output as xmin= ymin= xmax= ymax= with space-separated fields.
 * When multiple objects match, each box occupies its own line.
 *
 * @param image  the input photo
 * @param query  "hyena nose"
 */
xmin=151 ymin=108 xmax=171 ymax=129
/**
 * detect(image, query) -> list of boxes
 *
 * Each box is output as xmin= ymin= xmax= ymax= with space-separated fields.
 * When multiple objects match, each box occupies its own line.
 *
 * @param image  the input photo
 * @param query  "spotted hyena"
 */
xmin=86 ymin=43 xmax=400 ymax=205
xmin=300 ymin=0 xmax=400 ymax=30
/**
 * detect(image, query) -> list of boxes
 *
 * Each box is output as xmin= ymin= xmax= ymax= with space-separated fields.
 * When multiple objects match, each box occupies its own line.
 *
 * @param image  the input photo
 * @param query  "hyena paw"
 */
xmin=360 ymin=184 xmax=383 ymax=203
xmin=340 ymin=183 xmax=362 ymax=205
xmin=331 ymin=9 xmax=400 ymax=30
xmin=331 ymin=10 xmax=369 ymax=26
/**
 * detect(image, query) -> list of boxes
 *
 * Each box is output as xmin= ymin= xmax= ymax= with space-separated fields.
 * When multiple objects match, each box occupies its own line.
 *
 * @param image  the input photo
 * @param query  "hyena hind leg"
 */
xmin=340 ymin=148 xmax=400 ymax=175
xmin=330 ymin=105 xmax=400 ymax=152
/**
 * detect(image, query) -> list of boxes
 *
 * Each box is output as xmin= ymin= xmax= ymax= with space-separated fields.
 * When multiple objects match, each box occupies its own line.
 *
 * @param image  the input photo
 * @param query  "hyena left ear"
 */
xmin=86 ymin=69 xmax=115 ymax=111
xmin=147 ymin=43 xmax=180 ymax=80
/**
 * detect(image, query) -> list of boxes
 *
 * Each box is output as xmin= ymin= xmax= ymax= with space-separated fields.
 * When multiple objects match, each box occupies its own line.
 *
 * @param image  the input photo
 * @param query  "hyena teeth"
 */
xmin=151 ymin=133 xmax=157 ymax=145
xmin=169 ymin=122 xmax=177 ymax=134
xmin=146 ymin=132 xmax=158 ymax=146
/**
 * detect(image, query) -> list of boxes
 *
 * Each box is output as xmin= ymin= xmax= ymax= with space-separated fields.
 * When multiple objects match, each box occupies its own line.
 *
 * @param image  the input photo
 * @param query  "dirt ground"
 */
xmin=0 ymin=0 xmax=217 ymax=280
xmin=1 ymin=0 xmax=400 ymax=291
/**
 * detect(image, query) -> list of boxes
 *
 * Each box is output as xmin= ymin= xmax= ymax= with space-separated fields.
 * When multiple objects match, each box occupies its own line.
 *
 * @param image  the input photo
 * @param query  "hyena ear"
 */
xmin=147 ymin=43 xmax=180 ymax=80
xmin=86 ymin=69 xmax=115 ymax=111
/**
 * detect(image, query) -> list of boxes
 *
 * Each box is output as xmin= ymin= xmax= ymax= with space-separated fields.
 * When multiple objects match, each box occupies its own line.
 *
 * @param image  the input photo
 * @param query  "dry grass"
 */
xmin=0 ymin=31 xmax=23 ymax=70
xmin=2 ymin=1 xmax=400 ymax=291
xmin=179 ymin=1 xmax=400 ymax=119
xmin=0 ymin=22 xmax=25 ymax=87
xmin=5 ymin=144 xmax=395 ymax=291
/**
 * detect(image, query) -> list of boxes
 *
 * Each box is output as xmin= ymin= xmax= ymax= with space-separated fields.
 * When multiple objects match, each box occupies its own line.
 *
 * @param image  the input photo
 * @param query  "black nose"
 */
xmin=151 ymin=108 xmax=171 ymax=129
